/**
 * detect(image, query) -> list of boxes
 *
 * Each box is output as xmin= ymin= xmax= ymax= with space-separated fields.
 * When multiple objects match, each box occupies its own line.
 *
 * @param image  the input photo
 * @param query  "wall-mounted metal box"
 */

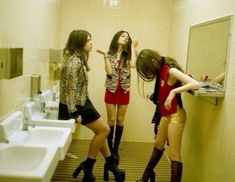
xmin=49 ymin=49 xmax=63 ymax=64
xmin=49 ymin=49 xmax=63 ymax=81
xmin=0 ymin=48 xmax=23 ymax=79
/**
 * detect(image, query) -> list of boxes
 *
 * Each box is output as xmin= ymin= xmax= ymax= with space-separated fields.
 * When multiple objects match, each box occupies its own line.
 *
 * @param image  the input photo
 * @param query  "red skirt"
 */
xmin=105 ymin=83 xmax=130 ymax=105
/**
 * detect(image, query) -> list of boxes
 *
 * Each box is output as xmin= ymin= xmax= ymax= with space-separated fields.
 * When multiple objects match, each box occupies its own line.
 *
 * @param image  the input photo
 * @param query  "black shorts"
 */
xmin=58 ymin=98 xmax=100 ymax=125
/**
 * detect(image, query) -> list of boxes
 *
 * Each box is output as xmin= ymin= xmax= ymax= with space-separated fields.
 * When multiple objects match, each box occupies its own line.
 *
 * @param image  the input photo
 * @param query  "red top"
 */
xmin=158 ymin=64 xmax=177 ymax=116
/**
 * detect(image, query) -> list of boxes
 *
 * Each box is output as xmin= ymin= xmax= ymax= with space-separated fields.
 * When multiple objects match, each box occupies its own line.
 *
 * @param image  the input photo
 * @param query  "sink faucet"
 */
xmin=22 ymin=116 xmax=29 ymax=131
xmin=41 ymin=102 xmax=45 ymax=112
xmin=39 ymin=93 xmax=45 ymax=112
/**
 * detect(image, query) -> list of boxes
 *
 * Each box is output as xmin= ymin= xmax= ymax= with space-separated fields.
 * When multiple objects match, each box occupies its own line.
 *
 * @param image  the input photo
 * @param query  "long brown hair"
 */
xmin=63 ymin=30 xmax=91 ymax=71
xmin=136 ymin=49 xmax=183 ymax=82
xmin=108 ymin=30 xmax=132 ymax=67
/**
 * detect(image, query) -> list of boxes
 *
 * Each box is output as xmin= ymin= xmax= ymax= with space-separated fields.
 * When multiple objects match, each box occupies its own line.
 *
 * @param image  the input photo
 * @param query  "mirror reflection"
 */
xmin=186 ymin=16 xmax=232 ymax=89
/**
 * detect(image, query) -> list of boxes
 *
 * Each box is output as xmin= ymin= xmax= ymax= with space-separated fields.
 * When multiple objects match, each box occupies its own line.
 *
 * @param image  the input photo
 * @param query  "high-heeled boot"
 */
xmin=103 ymin=155 xmax=125 ymax=182
xmin=171 ymin=161 xmax=183 ymax=182
xmin=113 ymin=125 xmax=124 ymax=165
xmin=136 ymin=147 xmax=164 ymax=182
xmin=72 ymin=157 xmax=96 ymax=182
xmin=107 ymin=125 xmax=115 ymax=153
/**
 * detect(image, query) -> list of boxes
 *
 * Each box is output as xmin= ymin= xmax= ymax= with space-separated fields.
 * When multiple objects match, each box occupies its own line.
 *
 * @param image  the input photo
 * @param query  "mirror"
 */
xmin=186 ymin=15 xmax=233 ymax=90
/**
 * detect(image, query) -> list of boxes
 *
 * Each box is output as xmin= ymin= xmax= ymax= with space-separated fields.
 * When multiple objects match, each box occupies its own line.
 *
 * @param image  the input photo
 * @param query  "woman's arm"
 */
xmin=66 ymin=58 xmax=82 ymax=114
xmin=97 ymin=49 xmax=112 ymax=75
xmin=129 ymin=40 xmax=138 ymax=68
xmin=169 ymin=68 xmax=200 ymax=93
xmin=164 ymin=68 xmax=200 ymax=110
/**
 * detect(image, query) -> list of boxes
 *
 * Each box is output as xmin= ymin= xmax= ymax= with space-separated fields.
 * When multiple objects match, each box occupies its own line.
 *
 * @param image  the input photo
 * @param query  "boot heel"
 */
xmin=103 ymin=166 xmax=109 ymax=181
xmin=150 ymin=171 xmax=156 ymax=182
xmin=136 ymin=170 xmax=155 ymax=182
xmin=111 ymin=167 xmax=125 ymax=182
xmin=118 ymin=170 xmax=125 ymax=182
xmin=103 ymin=163 xmax=125 ymax=182
xmin=72 ymin=164 xmax=83 ymax=178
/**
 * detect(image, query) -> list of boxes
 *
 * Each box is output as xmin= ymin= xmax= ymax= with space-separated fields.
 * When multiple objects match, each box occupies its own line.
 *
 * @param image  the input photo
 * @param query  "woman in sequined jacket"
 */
xmin=58 ymin=30 xmax=125 ymax=182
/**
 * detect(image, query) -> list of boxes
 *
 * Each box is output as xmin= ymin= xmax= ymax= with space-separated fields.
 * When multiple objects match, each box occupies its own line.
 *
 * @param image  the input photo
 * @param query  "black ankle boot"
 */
xmin=136 ymin=147 xmax=164 ymax=182
xmin=171 ymin=161 xmax=183 ymax=182
xmin=113 ymin=125 xmax=124 ymax=165
xmin=72 ymin=158 xmax=96 ymax=182
xmin=103 ymin=155 xmax=125 ymax=182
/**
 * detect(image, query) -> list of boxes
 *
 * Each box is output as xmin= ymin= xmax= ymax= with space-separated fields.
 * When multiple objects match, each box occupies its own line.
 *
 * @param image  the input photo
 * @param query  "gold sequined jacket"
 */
xmin=59 ymin=54 xmax=88 ymax=114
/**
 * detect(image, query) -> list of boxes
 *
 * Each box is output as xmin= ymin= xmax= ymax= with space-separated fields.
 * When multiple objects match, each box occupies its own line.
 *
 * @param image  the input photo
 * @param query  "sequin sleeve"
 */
xmin=60 ymin=56 xmax=82 ymax=114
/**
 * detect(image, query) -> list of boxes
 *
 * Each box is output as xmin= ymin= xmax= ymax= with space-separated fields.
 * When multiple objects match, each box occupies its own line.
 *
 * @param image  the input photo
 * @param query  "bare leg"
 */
xmin=137 ymin=118 xmax=168 ymax=182
xmin=85 ymin=117 xmax=110 ymax=158
xmin=168 ymin=122 xmax=185 ymax=161
xmin=100 ymin=139 xmax=111 ymax=158
xmin=73 ymin=118 xmax=109 ymax=180
xmin=116 ymin=104 xmax=128 ymax=126
xmin=167 ymin=109 xmax=186 ymax=182
xmin=106 ymin=104 xmax=117 ymax=126
xmin=154 ymin=117 xmax=168 ymax=149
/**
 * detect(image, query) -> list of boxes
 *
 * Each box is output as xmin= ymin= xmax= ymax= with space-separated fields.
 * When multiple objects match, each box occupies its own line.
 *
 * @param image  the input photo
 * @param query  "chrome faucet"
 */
xmin=40 ymin=102 xmax=45 ymax=112
xmin=39 ymin=93 xmax=45 ymax=112
xmin=22 ymin=116 xmax=29 ymax=131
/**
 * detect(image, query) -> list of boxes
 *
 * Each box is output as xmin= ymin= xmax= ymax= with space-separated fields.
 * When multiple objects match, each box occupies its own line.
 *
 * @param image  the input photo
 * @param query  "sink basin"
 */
xmin=10 ymin=127 xmax=72 ymax=160
xmin=45 ymin=100 xmax=59 ymax=110
xmin=25 ymin=101 xmax=76 ymax=132
xmin=0 ymin=111 xmax=72 ymax=160
xmin=0 ymin=144 xmax=59 ymax=182
xmin=40 ymin=89 xmax=59 ymax=109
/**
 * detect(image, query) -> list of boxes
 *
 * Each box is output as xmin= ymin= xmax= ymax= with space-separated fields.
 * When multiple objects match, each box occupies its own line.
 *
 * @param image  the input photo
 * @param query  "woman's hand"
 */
xmin=164 ymin=91 xmax=176 ymax=110
xmin=132 ymin=39 xmax=138 ymax=49
xmin=97 ymin=49 xmax=112 ymax=75
xmin=96 ymin=49 xmax=107 ymax=57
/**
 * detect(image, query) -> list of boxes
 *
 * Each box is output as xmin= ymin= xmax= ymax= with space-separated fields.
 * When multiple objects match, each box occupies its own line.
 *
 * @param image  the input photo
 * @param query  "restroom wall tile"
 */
xmin=168 ymin=1 xmax=235 ymax=181
xmin=0 ymin=0 xmax=61 ymax=119
xmin=60 ymin=0 xmax=173 ymax=141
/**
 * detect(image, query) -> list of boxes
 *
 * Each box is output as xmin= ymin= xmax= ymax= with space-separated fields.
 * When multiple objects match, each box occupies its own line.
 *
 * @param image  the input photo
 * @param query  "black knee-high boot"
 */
xmin=103 ymin=155 xmax=125 ymax=182
xmin=136 ymin=147 xmax=164 ymax=182
xmin=113 ymin=125 xmax=124 ymax=164
xmin=107 ymin=125 xmax=115 ymax=153
xmin=171 ymin=161 xmax=183 ymax=182
xmin=73 ymin=157 xmax=96 ymax=182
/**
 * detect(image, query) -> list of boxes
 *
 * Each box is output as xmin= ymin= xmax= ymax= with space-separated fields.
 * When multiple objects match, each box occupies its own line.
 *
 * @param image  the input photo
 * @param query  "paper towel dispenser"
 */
xmin=0 ymin=48 xmax=23 ymax=79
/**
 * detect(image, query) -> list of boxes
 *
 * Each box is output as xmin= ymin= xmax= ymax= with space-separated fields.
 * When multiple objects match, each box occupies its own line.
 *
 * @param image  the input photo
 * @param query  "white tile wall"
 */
xmin=0 ymin=0 xmax=61 ymax=119
xmin=168 ymin=0 xmax=235 ymax=181
xmin=1 ymin=1 xmax=235 ymax=181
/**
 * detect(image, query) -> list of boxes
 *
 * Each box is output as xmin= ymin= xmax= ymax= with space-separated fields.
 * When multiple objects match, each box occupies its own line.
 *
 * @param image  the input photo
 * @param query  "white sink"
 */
xmin=40 ymin=89 xmax=59 ymax=110
xmin=25 ymin=101 xmax=76 ymax=132
xmin=0 ymin=111 xmax=72 ymax=160
xmin=45 ymin=100 xmax=59 ymax=110
xmin=0 ymin=144 xmax=59 ymax=182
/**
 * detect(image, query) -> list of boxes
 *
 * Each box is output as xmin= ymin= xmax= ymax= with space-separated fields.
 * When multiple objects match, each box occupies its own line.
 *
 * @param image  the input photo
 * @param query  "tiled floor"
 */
xmin=52 ymin=139 xmax=170 ymax=182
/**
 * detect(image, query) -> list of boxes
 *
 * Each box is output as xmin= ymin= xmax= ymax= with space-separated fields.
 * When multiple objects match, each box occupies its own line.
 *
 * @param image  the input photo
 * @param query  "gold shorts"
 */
xmin=162 ymin=107 xmax=186 ymax=124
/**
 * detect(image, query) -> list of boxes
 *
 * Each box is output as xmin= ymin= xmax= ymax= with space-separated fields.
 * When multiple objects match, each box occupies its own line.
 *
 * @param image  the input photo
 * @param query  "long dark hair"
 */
xmin=63 ymin=30 xmax=91 ymax=71
xmin=108 ymin=30 xmax=132 ymax=67
xmin=136 ymin=49 xmax=183 ymax=82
